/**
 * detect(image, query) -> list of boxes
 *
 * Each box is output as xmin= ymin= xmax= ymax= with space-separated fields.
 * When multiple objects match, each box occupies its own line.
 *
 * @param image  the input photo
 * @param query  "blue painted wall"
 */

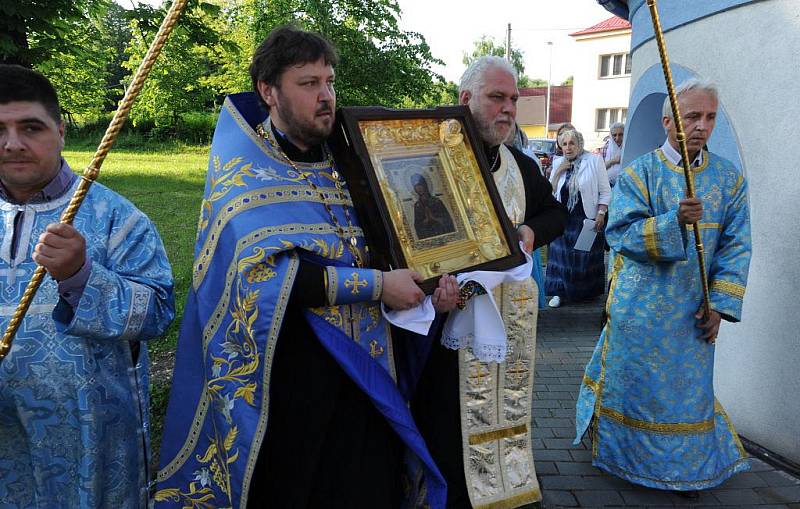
xmin=624 ymin=63 xmax=743 ymax=172
xmin=627 ymin=0 xmax=764 ymax=51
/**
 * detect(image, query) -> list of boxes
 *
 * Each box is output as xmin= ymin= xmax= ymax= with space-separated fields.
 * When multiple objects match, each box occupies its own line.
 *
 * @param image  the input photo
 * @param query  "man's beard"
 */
xmin=472 ymin=108 xmax=510 ymax=146
xmin=274 ymin=100 xmax=334 ymax=148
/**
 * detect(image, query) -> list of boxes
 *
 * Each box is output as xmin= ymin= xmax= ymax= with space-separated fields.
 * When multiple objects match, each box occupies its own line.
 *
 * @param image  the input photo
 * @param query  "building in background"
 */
xmin=519 ymin=85 xmax=573 ymax=139
xmin=568 ymin=16 xmax=632 ymax=149
xmin=515 ymin=95 xmax=546 ymax=138
xmin=597 ymin=0 xmax=800 ymax=469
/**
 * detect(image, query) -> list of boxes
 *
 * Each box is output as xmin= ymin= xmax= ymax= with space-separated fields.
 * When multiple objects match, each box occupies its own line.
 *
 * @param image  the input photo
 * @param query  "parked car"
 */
xmin=527 ymin=138 xmax=558 ymax=176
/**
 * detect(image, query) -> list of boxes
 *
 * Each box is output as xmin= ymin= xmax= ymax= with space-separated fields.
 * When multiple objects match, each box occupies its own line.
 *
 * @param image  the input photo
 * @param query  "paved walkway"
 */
xmin=533 ymin=299 xmax=800 ymax=508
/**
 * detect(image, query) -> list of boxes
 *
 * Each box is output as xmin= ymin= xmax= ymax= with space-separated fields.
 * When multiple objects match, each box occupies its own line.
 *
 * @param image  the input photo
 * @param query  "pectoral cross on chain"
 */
xmin=369 ymin=340 xmax=384 ymax=358
xmin=344 ymin=272 xmax=368 ymax=294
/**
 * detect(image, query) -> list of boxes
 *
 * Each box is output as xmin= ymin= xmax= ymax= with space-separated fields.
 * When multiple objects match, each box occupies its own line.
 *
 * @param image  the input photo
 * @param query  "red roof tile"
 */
xmin=569 ymin=16 xmax=631 ymax=37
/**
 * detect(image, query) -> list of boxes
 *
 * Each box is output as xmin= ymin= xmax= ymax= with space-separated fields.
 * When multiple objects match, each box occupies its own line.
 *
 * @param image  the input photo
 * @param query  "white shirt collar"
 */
xmin=660 ymin=139 xmax=703 ymax=167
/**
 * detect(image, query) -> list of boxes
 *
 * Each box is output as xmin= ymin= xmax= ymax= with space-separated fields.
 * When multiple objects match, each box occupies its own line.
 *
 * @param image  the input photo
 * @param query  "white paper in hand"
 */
xmin=574 ymin=219 xmax=597 ymax=251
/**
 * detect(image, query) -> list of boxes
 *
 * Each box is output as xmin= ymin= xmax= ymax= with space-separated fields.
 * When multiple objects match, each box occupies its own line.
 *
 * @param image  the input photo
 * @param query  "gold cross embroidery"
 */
xmin=344 ymin=272 xmax=369 ymax=294
xmin=507 ymin=356 xmax=528 ymax=381
xmin=512 ymin=287 xmax=533 ymax=303
xmin=369 ymin=340 xmax=385 ymax=358
xmin=468 ymin=361 xmax=491 ymax=386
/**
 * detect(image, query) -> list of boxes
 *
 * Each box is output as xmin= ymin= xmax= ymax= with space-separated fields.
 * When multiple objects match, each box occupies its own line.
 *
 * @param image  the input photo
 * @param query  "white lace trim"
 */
xmin=440 ymin=332 xmax=510 ymax=363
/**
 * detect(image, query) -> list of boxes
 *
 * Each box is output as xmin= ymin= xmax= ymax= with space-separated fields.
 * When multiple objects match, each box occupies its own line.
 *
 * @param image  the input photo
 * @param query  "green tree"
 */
xmin=243 ymin=0 xmax=442 ymax=107
xmin=123 ymin=1 xmax=234 ymax=127
xmin=0 ymin=0 xmax=109 ymax=67
xmin=400 ymin=79 xmax=459 ymax=108
xmin=561 ymin=75 xmax=574 ymax=86
xmin=518 ymin=76 xmax=548 ymax=88
xmin=462 ymin=35 xmax=526 ymax=77
xmin=462 ymin=35 xmax=548 ymax=89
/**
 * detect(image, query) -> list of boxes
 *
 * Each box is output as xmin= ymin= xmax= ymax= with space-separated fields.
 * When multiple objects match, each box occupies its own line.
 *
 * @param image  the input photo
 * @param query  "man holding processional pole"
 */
xmin=573 ymin=76 xmax=752 ymax=495
xmin=0 ymin=65 xmax=175 ymax=508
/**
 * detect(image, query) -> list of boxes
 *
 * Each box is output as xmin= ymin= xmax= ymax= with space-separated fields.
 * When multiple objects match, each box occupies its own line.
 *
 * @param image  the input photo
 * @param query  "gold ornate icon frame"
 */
xmin=331 ymin=106 xmax=523 ymax=292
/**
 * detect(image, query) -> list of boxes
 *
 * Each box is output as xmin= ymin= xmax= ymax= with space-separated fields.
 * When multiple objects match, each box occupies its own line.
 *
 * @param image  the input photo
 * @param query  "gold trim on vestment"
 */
xmin=715 ymin=399 xmax=747 ymax=457
xmin=625 ymin=166 xmax=650 ymax=202
xmin=592 ymin=334 xmax=611 ymax=458
xmin=601 ymin=457 xmax=750 ymax=488
xmin=193 ymin=184 xmax=359 ymax=288
xmin=325 ymin=266 xmax=337 ymax=305
xmin=473 ymin=488 xmax=542 ymax=509
xmin=599 ymin=406 xmax=715 ymax=434
xmin=225 ymin=99 xmax=331 ymax=171
xmin=157 ymin=227 xmax=299 ymax=482
xmin=643 ymin=217 xmax=659 ymax=259
xmin=711 ymin=279 xmax=745 ymax=300
xmin=371 ymin=270 xmax=383 ymax=301
xmin=468 ymin=424 xmax=528 ymax=445
xmin=241 ymin=254 xmax=299 ymax=508
xmin=657 ymin=148 xmax=710 ymax=174
xmin=582 ymin=374 xmax=600 ymax=393
xmin=686 ymin=222 xmax=721 ymax=231
xmin=731 ymin=174 xmax=744 ymax=198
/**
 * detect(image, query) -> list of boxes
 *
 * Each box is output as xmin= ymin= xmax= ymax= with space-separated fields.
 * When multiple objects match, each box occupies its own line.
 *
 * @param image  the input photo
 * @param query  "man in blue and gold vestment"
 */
xmin=575 ymin=79 xmax=752 ymax=495
xmin=155 ymin=26 xmax=457 ymax=509
xmin=0 ymin=65 xmax=175 ymax=508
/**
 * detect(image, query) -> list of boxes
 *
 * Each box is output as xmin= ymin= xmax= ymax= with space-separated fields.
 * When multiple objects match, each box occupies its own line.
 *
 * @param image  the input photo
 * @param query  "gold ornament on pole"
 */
xmin=0 ymin=0 xmax=190 ymax=363
xmin=645 ymin=0 xmax=713 ymax=332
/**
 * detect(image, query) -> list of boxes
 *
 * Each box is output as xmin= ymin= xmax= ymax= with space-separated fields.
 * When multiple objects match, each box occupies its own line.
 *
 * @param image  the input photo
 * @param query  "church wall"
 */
xmin=626 ymin=0 xmax=800 ymax=463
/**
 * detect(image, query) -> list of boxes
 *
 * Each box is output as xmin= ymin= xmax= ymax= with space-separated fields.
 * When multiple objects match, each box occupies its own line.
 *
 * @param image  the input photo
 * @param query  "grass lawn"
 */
xmin=64 ymin=144 xmax=209 ymax=461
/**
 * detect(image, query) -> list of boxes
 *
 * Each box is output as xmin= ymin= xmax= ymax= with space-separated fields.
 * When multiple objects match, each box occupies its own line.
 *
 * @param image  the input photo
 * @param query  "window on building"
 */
xmin=599 ymin=52 xmax=631 ymax=78
xmin=596 ymin=108 xmax=628 ymax=131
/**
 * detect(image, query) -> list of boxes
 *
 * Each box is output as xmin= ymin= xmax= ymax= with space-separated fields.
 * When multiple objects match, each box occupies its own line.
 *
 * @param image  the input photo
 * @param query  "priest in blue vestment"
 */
xmin=574 ymin=79 xmax=752 ymax=494
xmin=0 ymin=65 xmax=175 ymax=508
xmin=155 ymin=26 xmax=456 ymax=509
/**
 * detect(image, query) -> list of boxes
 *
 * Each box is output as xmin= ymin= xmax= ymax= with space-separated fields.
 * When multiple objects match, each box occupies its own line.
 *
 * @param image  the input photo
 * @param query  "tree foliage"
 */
xmin=462 ymin=35 xmax=526 ymax=77
xmin=0 ymin=0 xmax=110 ymax=67
xmin=4 ymin=0 xmax=444 ymax=131
xmin=124 ymin=1 xmax=228 ymax=127
xmin=462 ymin=35 xmax=550 ymax=91
xmin=244 ymin=0 xmax=442 ymax=107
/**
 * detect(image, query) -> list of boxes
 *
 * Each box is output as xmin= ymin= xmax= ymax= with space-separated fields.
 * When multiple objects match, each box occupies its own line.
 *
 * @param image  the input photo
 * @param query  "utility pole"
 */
xmin=505 ymin=24 xmax=512 ymax=60
xmin=546 ymin=41 xmax=553 ymax=138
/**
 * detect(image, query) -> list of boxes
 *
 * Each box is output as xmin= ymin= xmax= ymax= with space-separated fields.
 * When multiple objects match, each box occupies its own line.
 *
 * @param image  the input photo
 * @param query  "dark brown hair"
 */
xmin=249 ymin=25 xmax=338 ymax=111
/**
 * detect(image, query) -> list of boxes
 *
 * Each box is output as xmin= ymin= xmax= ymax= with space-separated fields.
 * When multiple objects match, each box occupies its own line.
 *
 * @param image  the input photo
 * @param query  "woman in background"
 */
xmin=544 ymin=129 xmax=611 ymax=308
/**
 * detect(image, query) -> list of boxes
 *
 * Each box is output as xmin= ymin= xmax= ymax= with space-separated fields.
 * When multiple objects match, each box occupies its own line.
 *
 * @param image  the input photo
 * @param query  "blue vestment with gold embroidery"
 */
xmin=574 ymin=149 xmax=752 ymax=490
xmin=154 ymin=93 xmax=444 ymax=508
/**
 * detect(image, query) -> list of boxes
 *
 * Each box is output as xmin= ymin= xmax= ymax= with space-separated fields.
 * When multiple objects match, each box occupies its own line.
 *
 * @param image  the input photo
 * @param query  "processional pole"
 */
xmin=645 ymin=0 xmax=712 ymax=324
xmin=0 ymin=0 xmax=190 ymax=363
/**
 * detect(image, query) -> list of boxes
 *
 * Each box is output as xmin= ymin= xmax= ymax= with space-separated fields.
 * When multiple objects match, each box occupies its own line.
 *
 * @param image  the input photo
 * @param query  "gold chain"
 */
xmin=256 ymin=121 xmax=364 ymax=268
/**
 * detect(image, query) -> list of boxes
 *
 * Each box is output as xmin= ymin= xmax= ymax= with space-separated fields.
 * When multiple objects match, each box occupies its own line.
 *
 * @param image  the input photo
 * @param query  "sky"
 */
xmin=127 ymin=0 xmax=614 ymax=85
xmin=395 ymin=0 xmax=614 ymax=84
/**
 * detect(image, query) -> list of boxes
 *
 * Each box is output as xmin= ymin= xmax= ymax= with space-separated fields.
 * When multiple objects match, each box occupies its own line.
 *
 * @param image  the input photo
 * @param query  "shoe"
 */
xmin=548 ymin=296 xmax=561 ymax=308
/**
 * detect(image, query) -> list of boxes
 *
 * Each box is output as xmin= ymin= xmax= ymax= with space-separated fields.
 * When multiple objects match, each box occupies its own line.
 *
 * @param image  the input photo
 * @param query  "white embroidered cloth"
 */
xmin=382 ymin=243 xmax=533 ymax=363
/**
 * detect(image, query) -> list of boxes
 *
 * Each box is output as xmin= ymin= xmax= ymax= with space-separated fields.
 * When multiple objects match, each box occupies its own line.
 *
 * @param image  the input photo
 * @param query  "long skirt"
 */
xmin=544 ymin=199 xmax=605 ymax=302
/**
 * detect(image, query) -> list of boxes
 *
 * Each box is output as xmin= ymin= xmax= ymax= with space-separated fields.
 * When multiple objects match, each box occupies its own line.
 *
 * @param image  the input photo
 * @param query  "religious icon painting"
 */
xmin=329 ymin=106 xmax=524 ymax=293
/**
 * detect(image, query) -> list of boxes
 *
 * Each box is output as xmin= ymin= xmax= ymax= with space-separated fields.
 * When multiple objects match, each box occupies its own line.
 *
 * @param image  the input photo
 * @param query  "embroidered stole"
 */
xmin=457 ymin=145 xmax=541 ymax=507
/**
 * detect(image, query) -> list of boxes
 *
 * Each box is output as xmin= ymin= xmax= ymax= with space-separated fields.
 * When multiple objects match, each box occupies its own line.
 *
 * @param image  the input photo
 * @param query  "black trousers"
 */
xmin=411 ymin=341 xmax=471 ymax=508
xmin=248 ymin=308 xmax=403 ymax=509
